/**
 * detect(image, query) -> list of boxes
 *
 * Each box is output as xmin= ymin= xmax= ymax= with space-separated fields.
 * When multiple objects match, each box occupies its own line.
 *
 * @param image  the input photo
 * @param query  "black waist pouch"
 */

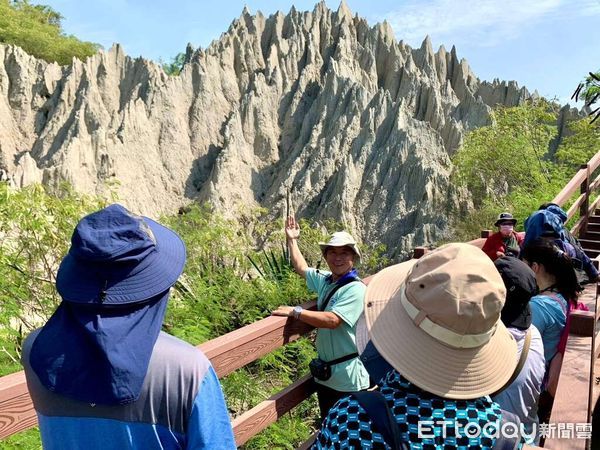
xmin=310 ymin=353 xmax=358 ymax=381
xmin=309 ymin=358 xmax=331 ymax=380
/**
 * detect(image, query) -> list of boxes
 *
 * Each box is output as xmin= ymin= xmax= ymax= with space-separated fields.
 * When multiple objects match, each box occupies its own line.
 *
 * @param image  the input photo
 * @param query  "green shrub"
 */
xmin=0 ymin=182 xmax=106 ymax=373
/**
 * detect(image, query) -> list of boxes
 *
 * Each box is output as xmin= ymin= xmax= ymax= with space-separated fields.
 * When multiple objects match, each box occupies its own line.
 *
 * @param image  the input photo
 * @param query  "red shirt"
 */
xmin=482 ymin=231 xmax=524 ymax=261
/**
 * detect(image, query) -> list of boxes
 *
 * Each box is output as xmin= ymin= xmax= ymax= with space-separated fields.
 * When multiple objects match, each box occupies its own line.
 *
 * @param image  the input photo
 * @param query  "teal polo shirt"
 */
xmin=306 ymin=268 xmax=370 ymax=392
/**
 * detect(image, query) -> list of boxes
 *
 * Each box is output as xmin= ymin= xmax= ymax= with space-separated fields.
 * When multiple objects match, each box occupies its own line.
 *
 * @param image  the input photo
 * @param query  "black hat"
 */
xmin=494 ymin=256 xmax=538 ymax=330
xmin=494 ymin=212 xmax=518 ymax=227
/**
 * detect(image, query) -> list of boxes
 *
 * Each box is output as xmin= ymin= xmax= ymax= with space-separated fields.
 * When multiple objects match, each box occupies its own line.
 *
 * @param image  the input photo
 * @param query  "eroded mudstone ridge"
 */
xmin=0 ymin=3 xmax=535 ymax=256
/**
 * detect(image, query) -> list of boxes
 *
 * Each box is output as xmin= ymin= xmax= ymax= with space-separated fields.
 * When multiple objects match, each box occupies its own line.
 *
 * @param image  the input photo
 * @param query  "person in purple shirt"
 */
xmin=22 ymin=204 xmax=235 ymax=450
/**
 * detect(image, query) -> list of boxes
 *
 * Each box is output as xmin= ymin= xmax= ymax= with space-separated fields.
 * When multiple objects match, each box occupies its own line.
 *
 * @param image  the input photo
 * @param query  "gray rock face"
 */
xmin=0 ymin=4 xmax=532 ymax=257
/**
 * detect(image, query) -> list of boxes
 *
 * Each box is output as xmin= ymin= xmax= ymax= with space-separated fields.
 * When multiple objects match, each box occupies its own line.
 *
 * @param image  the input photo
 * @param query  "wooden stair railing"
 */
xmin=539 ymin=152 xmax=600 ymax=450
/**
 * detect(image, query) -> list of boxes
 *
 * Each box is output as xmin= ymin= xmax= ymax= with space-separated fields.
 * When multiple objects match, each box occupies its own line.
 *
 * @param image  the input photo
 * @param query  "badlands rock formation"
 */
xmin=0 ymin=3 xmax=534 ymax=257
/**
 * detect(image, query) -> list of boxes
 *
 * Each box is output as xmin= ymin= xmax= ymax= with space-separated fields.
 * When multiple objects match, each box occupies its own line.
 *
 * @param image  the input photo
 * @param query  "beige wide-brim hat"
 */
xmin=365 ymin=243 xmax=517 ymax=399
xmin=319 ymin=231 xmax=361 ymax=262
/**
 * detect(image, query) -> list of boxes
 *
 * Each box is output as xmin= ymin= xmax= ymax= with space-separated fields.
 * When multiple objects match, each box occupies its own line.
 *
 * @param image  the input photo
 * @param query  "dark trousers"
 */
xmin=537 ymin=390 xmax=554 ymax=446
xmin=316 ymin=383 xmax=361 ymax=423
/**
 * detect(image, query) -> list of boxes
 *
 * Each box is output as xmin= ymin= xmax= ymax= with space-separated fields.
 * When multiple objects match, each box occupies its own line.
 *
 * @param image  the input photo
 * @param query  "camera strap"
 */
xmin=319 ymin=276 xmax=361 ymax=312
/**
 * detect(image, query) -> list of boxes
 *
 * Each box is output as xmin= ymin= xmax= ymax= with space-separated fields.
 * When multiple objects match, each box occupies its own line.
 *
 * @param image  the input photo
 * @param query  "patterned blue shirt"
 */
xmin=313 ymin=370 xmax=525 ymax=450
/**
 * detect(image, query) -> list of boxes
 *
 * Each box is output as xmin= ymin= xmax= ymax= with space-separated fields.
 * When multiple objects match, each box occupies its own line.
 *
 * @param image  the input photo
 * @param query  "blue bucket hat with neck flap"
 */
xmin=30 ymin=204 xmax=186 ymax=405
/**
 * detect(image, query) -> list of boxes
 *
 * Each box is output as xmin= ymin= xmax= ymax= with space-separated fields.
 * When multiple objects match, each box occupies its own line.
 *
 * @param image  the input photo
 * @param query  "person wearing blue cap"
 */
xmin=536 ymin=202 xmax=599 ymax=283
xmin=21 ymin=204 xmax=236 ymax=450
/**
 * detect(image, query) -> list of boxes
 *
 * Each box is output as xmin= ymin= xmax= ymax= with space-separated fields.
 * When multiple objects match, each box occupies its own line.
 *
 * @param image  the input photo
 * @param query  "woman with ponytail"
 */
xmin=522 ymin=238 xmax=580 ymax=361
xmin=521 ymin=238 xmax=582 ymax=410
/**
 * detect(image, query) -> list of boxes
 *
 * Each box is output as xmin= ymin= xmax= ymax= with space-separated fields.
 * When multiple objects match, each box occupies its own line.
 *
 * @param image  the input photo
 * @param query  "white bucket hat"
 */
xmin=319 ymin=231 xmax=361 ymax=262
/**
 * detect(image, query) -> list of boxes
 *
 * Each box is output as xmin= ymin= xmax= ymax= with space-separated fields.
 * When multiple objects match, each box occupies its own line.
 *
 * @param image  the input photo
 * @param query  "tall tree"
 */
xmin=162 ymin=52 xmax=186 ymax=76
xmin=572 ymin=71 xmax=600 ymax=123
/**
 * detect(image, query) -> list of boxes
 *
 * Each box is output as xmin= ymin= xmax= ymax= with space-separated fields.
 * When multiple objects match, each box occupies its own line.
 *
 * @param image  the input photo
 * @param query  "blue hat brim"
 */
xmin=56 ymin=217 xmax=186 ymax=305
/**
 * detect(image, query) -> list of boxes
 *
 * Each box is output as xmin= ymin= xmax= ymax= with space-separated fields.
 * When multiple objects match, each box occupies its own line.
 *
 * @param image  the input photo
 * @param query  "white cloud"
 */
xmin=377 ymin=0 xmax=599 ymax=48
xmin=579 ymin=0 xmax=600 ymax=15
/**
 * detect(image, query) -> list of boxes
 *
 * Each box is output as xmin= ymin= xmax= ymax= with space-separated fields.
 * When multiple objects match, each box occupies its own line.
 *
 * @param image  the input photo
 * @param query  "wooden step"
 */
xmin=579 ymin=239 xmax=600 ymax=251
xmin=584 ymin=248 xmax=600 ymax=259
xmin=587 ymin=223 xmax=600 ymax=233
xmin=580 ymin=231 xmax=600 ymax=241
xmin=588 ymin=215 xmax=600 ymax=225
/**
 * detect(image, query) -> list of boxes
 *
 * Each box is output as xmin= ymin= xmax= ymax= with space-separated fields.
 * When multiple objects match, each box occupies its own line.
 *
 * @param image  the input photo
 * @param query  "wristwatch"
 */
xmin=292 ymin=305 xmax=303 ymax=319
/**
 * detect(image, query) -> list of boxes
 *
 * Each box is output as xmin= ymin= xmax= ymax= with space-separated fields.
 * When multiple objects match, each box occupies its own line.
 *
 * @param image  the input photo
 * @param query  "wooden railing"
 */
xmin=545 ymin=152 xmax=600 ymax=450
xmin=552 ymin=151 xmax=600 ymax=235
xmin=0 ymin=300 xmax=322 ymax=445
xmin=2 ymin=151 xmax=600 ymax=447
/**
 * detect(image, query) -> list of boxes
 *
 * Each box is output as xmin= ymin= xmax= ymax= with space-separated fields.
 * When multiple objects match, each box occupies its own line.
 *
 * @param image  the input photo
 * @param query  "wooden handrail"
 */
xmin=232 ymin=374 xmax=315 ymax=446
xmin=552 ymin=152 xmax=600 ymax=207
xmin=0 ymin=301 xmax=319 ymax=441
xmin=200 ymin=300 xmax=317 ymax=378
xmin=0 ymin=372 xmax=36 ymax=439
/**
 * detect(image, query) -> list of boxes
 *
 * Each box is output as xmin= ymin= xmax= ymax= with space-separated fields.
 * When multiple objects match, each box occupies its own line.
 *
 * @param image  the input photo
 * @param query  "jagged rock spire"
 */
xmin=0 ymin=4 xmax=533 ymax=258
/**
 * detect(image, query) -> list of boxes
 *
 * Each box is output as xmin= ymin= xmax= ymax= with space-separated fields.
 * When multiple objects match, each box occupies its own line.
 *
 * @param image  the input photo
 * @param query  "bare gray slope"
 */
xmin=0 ymin=3 xmax=531 ymax=256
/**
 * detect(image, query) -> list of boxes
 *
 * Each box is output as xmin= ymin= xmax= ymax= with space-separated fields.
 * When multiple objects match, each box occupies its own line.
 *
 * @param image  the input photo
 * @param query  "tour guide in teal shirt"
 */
xmin=273 ymin=216 xmax=370 ymax=420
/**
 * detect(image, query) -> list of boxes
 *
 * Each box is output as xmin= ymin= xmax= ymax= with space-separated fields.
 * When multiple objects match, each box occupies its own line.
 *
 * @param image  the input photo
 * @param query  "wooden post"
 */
xmin=580 ymin=164 xmax=590 ymax=237
xmin=412 ymin=247 xmax=428 ymax=259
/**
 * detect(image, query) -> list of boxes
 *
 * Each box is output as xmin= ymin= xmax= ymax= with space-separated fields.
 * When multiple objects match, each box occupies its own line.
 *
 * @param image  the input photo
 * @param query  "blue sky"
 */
xmin=42 ymin=0 xmax=600 ymax=105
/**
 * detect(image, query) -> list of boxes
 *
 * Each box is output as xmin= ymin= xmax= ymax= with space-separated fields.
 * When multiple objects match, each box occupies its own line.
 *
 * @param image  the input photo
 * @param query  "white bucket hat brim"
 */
xmin=318 ymin=231 xmax=361 ymax=261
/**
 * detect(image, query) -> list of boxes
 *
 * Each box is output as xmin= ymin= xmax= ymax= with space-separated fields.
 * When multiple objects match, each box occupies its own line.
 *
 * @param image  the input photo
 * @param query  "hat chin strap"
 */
xmin=400 ymin=288 xmax=497 ymax=349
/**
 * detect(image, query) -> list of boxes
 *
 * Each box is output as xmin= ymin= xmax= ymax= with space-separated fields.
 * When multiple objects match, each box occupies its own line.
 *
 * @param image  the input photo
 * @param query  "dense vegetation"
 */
xmin=0 ymin=0 xmax=99 ymax=65
xmin=450 ymin=99 xmax=600 ymax=239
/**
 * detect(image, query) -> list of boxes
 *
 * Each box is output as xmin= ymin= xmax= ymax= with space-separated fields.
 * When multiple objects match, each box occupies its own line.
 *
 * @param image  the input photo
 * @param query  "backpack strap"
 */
xmin=351 ymin=391 xmax=408 ymax=450
xmin=491 ymin=328 xmax=532 ymax=396
xmin=319 ymin=276 xmax=361 ymax=312
xmin=492 ymin=409 xmax=522 ymax=450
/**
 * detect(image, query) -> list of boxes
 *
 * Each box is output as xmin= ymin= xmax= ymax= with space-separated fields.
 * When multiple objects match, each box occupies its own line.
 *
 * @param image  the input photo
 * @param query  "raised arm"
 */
xmin=286 ymin=215 xmax=309 ymax=278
